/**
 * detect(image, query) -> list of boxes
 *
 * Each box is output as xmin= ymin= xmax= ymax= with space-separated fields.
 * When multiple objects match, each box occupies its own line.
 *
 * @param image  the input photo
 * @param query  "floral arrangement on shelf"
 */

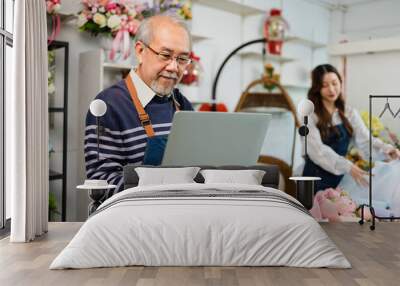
xmin=46 ymin=0 xmax=62 ymax=44
xmin=48 ymin=50 xmax=56 ymax=95
xmin=181 ymin=51 xmax=202 ymax=85
xmin=77 ymin=0 xmax=192 ymax=61
xmin=46 ymin=0 xmax=61 ymax=14
xmin=151 ymin=0 xmax=192 ymax=20
xmin=263 ymin=63 xmax=280 ymax=91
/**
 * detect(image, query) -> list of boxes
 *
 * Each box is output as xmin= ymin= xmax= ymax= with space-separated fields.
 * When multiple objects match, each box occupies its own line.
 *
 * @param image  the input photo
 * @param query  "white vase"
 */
xmin=99 ymin=36 xmax=113 ymax=50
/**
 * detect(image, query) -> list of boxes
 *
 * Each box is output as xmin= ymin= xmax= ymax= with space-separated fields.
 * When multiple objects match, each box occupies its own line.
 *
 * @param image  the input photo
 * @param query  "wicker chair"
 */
xmin=235 ymin=76 xmax=300 ymax=197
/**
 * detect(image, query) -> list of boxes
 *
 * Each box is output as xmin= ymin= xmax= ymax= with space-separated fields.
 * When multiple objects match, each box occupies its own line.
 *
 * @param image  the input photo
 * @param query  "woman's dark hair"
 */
xmin=308 ymin=64 xmax=353 ymax=140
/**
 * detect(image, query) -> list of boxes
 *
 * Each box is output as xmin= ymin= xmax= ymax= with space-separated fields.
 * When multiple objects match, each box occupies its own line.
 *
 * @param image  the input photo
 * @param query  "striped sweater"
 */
xmin=84 ymin=79 xmax=193 ymax=197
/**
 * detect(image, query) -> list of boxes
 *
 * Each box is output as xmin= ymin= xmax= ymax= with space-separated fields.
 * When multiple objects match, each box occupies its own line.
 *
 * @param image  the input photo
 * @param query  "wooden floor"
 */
xmin=0 ymin=222 xmax=399 ymax=286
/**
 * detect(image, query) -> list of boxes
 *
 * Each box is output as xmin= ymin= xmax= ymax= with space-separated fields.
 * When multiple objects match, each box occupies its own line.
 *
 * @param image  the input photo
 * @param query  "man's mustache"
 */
xmin=158 ymin=72 xmax=179 ymax=80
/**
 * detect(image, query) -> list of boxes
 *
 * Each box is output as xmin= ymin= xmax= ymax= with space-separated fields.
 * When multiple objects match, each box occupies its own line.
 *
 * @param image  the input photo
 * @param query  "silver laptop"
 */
xmin=162 ymin=111 xmax=271 ymax=166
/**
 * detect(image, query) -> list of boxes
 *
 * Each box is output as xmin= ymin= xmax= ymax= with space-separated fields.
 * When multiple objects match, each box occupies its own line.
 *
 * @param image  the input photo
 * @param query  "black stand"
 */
xmin=211 ymin=38 xmax=267 ymax=111
xmin=290 ymin=177 xmax=319 ymax=210
xmin=295 ymin=180 xmax=315 ymax=210
xmin=292 ymin=116 xmax=318 ymax=210
xmin=88 ymin=189 xmax=106 ymax=215
xmin=358 ymin=95 xmax=400 ymax=230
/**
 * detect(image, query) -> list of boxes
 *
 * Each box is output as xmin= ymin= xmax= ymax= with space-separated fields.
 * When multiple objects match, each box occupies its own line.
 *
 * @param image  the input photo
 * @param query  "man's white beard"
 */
xmin=150 ymin=79 xmax=175 ymax=96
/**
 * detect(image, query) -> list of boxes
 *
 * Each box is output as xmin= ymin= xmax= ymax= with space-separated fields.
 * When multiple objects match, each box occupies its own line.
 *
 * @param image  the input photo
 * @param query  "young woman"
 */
xmin=302 ymin=64 xmax=400 ymax=192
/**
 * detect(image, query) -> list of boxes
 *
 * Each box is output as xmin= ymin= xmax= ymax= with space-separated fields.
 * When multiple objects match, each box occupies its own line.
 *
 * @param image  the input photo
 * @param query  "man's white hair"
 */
xmin=135 ymin=14 xmax=192 ymax=50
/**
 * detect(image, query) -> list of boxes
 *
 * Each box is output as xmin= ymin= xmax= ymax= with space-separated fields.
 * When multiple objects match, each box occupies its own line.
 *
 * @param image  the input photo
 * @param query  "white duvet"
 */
xmin=50 ymin=183 xmax=350 ymax=269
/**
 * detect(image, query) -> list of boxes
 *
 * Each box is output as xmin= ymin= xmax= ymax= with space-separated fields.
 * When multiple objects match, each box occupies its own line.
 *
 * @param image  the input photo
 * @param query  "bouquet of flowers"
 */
xmin=360 ymin=111 xmax=400 ymax=148
xmin=77 ymin=0 xmax=146 ymax=60
xmin=346 ymin=111 xmax=400 ymax=169
xmin=46 ymin=0 xmax=62 ymax=44
xmin=150 ymin=0 xmax=192 ymax=20
xmin=77 ymin=0 xmax=192 ymax=61
xmin=310 ymin=187 xmax=359 ymax=222
xmin=263 ymin=63 xmax=280 ymax=91
xmin=46 ymin=0 xmax=61 ymax=14
xmin=346 ymin=147 xmax=372 ymax=171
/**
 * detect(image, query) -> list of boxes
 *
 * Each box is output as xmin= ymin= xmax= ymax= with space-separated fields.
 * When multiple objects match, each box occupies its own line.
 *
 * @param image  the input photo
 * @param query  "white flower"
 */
xmin=107 ymin=14 xmax=121 ymax=29
xmin=48 ymin=83 xmax=55 ymax=94
xmin=93 ymin=13 xmax=107 ymax=28
xmin=98 ymin=7 xmax=105 ymax=13
xmin=77 ymin=13 xmax=88 ymax=27
xmin=53 ymin=4 xmax=61 ymax=13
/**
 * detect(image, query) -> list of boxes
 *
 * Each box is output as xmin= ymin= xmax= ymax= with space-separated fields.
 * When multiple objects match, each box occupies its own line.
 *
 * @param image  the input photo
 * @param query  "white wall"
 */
xmin=330 ymin=0 xmax=400 ymax=135
xmin=54 ymin=0 xmax=331 ymax=221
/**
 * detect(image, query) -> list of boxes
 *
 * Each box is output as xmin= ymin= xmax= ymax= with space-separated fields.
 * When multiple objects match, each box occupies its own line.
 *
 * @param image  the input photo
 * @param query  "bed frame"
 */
xmin=123 ymin=164 xmax=280 ymax=190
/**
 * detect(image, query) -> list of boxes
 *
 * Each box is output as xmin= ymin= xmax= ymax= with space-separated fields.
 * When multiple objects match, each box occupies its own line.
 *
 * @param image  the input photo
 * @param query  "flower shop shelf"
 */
xmin=286 ymin=35 xmax=326 ymax=49
xmin=48 ymin=41 xmax=69 ymax=222
xmin=59 ymin=13 xmax=78 ymax=23
xmin=329 ymin=36 xmax=400 ymax=56
xmin=102 ymin=62 xmax=134 ymax=71
xmin=193 ymin=0 xmax=265 ymax=16
xmin=282 ymin=82 xmax=310 ymax=89
xmin=191 ymin=32 xmax=210 ymax=41
xmin=49 ymin=170 xmax=63 ymax=181
xmin=49 ymin=107 xmax=65 ymax=112
xmin=238 ymin=50 xmax=295 ymax=63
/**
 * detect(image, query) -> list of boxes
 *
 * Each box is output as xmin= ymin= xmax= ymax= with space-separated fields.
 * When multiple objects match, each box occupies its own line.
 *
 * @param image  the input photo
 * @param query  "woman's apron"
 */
xmin=125 ymin=76 xmax=179 ymax=166
xmin=302 ymin=124 xmax=351 ymax=193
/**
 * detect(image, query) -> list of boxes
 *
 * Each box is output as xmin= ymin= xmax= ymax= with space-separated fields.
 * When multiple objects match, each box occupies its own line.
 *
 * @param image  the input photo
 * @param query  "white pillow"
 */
xmin=200 ymin=169 xmax=266 ymax=185
xmin=135 ymin=167 xmax=201 ymax=186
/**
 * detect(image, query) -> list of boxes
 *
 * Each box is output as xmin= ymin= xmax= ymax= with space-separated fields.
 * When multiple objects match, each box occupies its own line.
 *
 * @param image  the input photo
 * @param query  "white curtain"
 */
xmin=7 ymin=0 xmax=49 ymax=242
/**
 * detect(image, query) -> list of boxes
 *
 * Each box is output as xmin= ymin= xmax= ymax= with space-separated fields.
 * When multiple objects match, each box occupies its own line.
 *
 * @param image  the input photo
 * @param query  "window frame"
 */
xmin=0 ymin=0 xmax=13 ymax=233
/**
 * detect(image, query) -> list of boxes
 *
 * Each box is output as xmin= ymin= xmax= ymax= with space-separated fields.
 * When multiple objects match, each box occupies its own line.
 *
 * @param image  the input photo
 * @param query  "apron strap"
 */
xmin=124 ymin=75 xmax=155 ymax=138
xmin=172 ymin=90 xmax=181 ymax=112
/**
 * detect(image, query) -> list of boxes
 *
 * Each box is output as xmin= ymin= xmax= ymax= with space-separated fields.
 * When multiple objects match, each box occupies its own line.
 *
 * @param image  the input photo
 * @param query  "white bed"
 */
xmin=50 ymin=183 xmax=350 ymax=269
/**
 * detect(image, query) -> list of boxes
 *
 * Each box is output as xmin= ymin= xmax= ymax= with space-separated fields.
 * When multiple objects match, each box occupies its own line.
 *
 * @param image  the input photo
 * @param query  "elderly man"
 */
xmin=84 ymin=15 xmax=194 ymax=196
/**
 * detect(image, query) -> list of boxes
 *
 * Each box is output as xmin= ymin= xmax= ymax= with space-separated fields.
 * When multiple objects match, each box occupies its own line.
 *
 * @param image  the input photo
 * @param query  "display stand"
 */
xmin=359 ymin=95 xmax=400 ymax=230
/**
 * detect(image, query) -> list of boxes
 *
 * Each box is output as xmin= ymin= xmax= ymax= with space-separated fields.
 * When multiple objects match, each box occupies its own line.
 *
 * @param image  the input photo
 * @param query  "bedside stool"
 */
xmin=289 ymin=176 xmax=321 ymax=210
xmin=77 ymin=180 xmax=116 ymax=215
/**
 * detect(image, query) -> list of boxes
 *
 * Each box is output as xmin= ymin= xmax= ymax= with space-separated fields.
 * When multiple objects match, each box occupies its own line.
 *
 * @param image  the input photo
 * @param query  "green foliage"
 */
xmin=80 ymin=21 xmax=112 ymax=37
xmin=49 ymin=192 xmax=59 ymax=213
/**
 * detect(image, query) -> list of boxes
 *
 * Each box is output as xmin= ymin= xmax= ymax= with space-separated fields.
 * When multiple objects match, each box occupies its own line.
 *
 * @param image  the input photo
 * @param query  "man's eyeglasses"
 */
xmin=142 ymin=42 xmax=192 ymax=67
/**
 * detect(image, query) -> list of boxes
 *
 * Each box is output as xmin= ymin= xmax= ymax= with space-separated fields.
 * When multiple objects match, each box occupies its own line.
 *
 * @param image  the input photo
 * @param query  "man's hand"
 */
xmin=350 ymin=164 xmax=369 ymax=187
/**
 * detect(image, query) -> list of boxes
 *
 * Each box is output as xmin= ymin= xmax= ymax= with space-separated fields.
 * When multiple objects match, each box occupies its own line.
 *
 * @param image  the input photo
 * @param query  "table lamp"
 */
xmin=290 ymin=98 xmax=320 ymax=210
xmin=297 ymin=98 xmax=314 ymax=159
xmin=77 ymin=99 xmax=113 ymax=216
xmin=89 ymin=99 xmax=107 ymax=161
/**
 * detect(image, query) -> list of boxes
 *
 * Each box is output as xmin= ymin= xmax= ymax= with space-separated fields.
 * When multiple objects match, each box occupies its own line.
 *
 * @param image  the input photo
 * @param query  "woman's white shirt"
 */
xmin=305 ymin=106 xmax=392 ymax=175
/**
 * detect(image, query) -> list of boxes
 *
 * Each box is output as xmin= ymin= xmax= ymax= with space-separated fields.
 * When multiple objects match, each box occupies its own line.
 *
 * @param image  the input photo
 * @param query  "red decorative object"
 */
xmin=263 ymin=8 xmax=289 ymax=55
xmin=198 ymin=103 xmax=228 ymax=112
xmin=181 ymin=52 xmax=203 ymax=85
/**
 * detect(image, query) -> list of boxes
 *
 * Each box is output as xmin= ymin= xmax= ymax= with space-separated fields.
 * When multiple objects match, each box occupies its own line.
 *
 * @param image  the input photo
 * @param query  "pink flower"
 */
xmin=128 ymin=19 xmax=140 ymax=34
xmin=47 ymin=2 xmax=54 ymax=13
xmin=106 ymin=2 xmax=117 ymax=11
